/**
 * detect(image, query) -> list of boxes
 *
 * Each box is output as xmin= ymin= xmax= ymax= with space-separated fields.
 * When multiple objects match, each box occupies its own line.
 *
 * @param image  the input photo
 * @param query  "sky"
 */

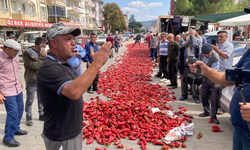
xmin=103 ymin=0 xmax=171 ymax=22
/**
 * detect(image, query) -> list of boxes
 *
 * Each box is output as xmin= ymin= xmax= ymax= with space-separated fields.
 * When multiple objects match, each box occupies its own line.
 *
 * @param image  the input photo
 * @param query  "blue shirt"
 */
xmin=67 ymin=45 xmax=86 ymax=67
xmin=114 ymin=36 xmax=121 ymax=46
xmin=202 ymin=54 xmax=220 ymax=71
xmin=218 ymin=41 xmax=234 ymax=72
xmin=179 ymin=38 xmax=186 ymax=46
xmin=84 ymin=41 xmax=99 ymax=63
xmin=202 ymin=36 xmax=207 ymax=46
xmin=230 ymin=48 xmax=250 ymax=134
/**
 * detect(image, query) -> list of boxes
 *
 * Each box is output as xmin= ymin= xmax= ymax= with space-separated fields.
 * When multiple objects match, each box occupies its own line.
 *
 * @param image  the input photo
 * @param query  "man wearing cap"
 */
xmin=67 ymin=37 xmax=86 ymax=77
xmin=84 ymin=33 xmax=100 ymax=94
xmin=37 ymin=23 xmax=112 ymax=150
xmin=212 ymin=30 xmax=234 ymax=72
xmin=198 ymin=43 xmax=221 ymax=124
xmin=23 ymin=37 xmax=47 ymax=126
xmin=0 ymin=39 xmax=28 ymax=147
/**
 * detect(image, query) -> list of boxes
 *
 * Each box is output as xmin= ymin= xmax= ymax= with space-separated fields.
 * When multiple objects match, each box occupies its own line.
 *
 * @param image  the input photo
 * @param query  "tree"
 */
xmin=134 ymin=26 xmax=140 ymax=33
xmin=103 ymin=3 xmax=127 ymax=33
xmin=128 ymin=15 xmax=137 ymax=29
xmin=174 ymin=0 xmax=248 ymax=16
xmin=136 ymin=22 xmax=143 ymax=28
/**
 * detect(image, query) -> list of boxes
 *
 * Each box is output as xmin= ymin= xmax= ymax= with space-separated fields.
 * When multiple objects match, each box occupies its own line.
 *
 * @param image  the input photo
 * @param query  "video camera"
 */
xmin=185 ymin=35 xmax=201 ymax=78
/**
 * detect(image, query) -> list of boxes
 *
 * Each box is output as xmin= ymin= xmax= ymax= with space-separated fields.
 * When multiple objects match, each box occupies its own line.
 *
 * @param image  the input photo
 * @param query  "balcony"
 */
xmin=85 ymin=13 xmax=95 ymax=18
xmin=67 ymin=6 xmax=84 ymax=14
xmin=40 ymin=0 xmax=46 ymax=3
xmin=85 ymin=1 xmax=95 ymax=8
xmin=99 ymin=7 xmax=104 ymax=12
xmin=99 ymin=16 xmax=104 ymax=21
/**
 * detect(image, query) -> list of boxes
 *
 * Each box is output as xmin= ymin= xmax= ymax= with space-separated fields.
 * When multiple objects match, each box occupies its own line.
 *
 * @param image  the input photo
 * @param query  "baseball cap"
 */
xmin=202 ymin=43 xmax=213 ymax=54
xmin=10 ymin=34 xmax=16 ymax=38
xmin=4 ymin=39 xmax=21 ymax=51
xmin=217 ymin=30 xmax=228 ymax=35
xmin=46 ymin=23 xmax=81 ymax=42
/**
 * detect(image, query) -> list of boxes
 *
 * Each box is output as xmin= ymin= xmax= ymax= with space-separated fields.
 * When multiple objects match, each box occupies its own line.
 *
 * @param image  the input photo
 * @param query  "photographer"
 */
xmin=189 ymin=47 xmax=250 ymax=149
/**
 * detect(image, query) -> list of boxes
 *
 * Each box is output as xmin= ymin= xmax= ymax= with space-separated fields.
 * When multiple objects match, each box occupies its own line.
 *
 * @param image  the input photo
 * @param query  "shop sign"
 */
xmin=94 ymin=26 xmax=99 ymax=28
xmin=59 ymin=21 xmax=81 ymax=27
xmin=6 ymin=19 xmax=53 ymax=28
xmin=99 ymin=26 xmax=105 ymax=30
xmin=73 ymin=6 xmax=84 ymax=14
xmin=48 ymin=17 xmax=69 ymax=23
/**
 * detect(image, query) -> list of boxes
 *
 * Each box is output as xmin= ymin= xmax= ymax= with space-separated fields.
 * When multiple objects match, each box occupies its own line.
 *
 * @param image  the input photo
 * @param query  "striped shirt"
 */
xmin=159 ymin=40 xmax=169 ymax=56
xmin=0 ymin=50 xmax=22 ymax=97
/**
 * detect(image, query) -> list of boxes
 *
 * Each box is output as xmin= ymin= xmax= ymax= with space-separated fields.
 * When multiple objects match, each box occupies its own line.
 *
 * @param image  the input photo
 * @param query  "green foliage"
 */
xmin=134 ymin=26 xmax=140 ymax=33
xmin=136 ymin=22 xmax=143 ymax=28
xmin=128 ymin=14 xmax=137 ymax=29
xmin=103 ymin=3 xmax=127 ymax=32
xmin=174 ymin=0 xmax=248 ymax=16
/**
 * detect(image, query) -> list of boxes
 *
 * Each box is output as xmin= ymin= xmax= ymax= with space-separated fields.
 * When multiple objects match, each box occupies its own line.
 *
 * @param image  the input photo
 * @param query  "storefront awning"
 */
xmin=193 ymin=11 xmax=246 ymax=23
xmin=219 ymin=14 xmax=250 ymax=26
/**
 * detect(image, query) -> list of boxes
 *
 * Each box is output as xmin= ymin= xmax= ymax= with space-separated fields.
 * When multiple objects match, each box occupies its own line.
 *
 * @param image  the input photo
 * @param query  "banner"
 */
xmin=6 ymin=19 xmax=53 ymax=28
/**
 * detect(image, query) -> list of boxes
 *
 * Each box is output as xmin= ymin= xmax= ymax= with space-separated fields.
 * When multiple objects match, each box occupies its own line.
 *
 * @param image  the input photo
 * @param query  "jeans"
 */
xmin=150 ymin=48 xmax=155 ymax=60
xmin=25 ymin=82 xmax=44 ymax=118
xmin=233 ymin=126 xmax=250 ymax=150
xmin=115 ymin=45 xmax=119 ymax=53
xmin=4 ymin=92 xmax=24 ymax=141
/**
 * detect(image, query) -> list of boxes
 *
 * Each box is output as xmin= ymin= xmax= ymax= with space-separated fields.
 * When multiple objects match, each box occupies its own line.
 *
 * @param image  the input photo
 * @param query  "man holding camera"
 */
xmin=23 ymin=37 xmax=47 ymax=126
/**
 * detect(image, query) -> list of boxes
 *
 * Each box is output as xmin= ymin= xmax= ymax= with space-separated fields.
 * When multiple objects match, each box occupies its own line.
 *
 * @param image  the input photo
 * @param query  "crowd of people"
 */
xmin=0 ymin=21 xmax=250 ymax=149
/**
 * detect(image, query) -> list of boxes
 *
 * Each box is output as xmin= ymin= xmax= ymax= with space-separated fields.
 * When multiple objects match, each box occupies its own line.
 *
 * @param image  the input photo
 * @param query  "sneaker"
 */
xmin=160 ymin=78 xmax=168 ymax=82
xmin=39 ymin=115 xmax=44 ymax=121
xmin=199 ymin=112 xmax=210 ymax=117
xmin=26 ymin=116 xmax=33 ymax=126
xmin=164 ymin=80 xmax=171 ymax=84
xmin=194 ymin=98 xmax=200 ymax=103
xmin=179 ymin=96 xmax=187 ymax=101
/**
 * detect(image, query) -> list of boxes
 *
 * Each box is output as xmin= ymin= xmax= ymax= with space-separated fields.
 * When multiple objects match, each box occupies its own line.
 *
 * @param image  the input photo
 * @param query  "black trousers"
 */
xmin=88 ymin=72 xmax=99 ymax=90
xmin=201 ymin=81 xmax=221 ymax=119
xmin=132 ymin=40 xmax=141 ymax=47
xmin=160 ymin=55 xmax=168 ymax=78
xmin=168 ymin=59 xmax=178 ymax=86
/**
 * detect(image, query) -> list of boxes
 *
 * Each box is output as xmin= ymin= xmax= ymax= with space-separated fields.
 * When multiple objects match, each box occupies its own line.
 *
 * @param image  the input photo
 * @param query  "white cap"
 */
xmin=4 ymin=39 xmax=21 ymax=51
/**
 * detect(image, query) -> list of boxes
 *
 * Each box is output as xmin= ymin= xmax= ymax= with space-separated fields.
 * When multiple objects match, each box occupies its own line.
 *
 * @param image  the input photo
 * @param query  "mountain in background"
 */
xmin=140 ymin=20 xmax=157 ymax=26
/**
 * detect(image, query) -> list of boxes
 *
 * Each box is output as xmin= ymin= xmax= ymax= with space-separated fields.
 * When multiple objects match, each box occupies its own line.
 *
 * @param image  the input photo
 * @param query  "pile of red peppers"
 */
xmin=83 ymin=44 xmax=192 ymax=149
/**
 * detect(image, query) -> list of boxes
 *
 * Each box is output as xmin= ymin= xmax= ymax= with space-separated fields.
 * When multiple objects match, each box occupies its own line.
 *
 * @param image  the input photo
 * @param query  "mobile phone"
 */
xmin=40 ymin=45 xmax=45 ymax=52
xmin=226 ymin=68 xmax=250 ymax=84
xmin=212 ymin=39 xmax=216 ymax=45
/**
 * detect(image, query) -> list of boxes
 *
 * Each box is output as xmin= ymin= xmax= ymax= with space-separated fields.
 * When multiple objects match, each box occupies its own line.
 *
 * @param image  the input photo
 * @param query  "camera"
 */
xmin=226 ymin=68 xmax=250 ymax=84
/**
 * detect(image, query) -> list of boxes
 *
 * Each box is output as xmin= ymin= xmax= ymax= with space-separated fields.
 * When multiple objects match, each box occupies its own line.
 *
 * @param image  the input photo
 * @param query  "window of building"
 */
xmin=41 ymin=7 xmax=46 ymax=21
xmin=22 ymin=3 xmax=27 ymax=13
xmin=29 ymin=4 xmax=35 ymax=16
xmin=66 ymin=0 xmax=69 ymax=7
xmin=47 ymin=5 xmax=66 ymax=17
xmin=1 ymin=0 xmax=8 ymax=12
xmin=76 ymin=16 xmax=80 ymax=22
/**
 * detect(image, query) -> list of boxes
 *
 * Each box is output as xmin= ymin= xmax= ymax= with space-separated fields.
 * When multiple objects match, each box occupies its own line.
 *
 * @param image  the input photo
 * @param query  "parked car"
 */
xmin=96 ymin=36 xmax=107 ymax=46
xmin=205 ymin=30 xmax=232 ymax=45
xmin=123 ymin=35 xmax=130 ymax=41
xmin=220 ymin=41 xmax=250 ymax=113
xmin=76 ymin=36 xmax=90 ymax=49
xmin=17 ymin=31 xmax=49 ymax=56
xmin=119 ymin=35 xmax=127 ymax=42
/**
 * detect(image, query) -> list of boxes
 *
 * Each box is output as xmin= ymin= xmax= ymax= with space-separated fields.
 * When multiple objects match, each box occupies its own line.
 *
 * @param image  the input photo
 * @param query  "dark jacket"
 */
xmin=23 ymin=47 xmax=46 ymax=84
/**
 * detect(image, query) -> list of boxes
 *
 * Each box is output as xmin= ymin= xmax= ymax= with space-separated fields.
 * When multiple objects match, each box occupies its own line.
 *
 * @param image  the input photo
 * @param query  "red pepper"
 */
xmin=154 ymin=140 xmax=165 ymax=145
xmin=129 ymin=136 xmax=137 ymax=140
xmin=212 ymin=125 xmax=223 ymax=132
xmin=86 ymin=137 xmax=94 ymax=145
xmin=116 ymin=144 xmax=124 ymax=148
xmin=114 ymin=140 xmax=121 ymax=145
xmin=100 ymin=147 xmax=106 ymax=150
xmin=162 ymin=145 xmax=170 ymax=150
xmin=169 ymin=143 xmax=175 ymax=148
xmin=95 ymin=148 xmax=100 ymax=150
xmin=182 ymin=143 xmax=187 ymax=148
xmin=197 ymin=132 xmax=202 ymax=139
xmin=180 ymin=137 xmax=187 ymax=142
xmin=174 ymin=142 xmax=180 ymax=148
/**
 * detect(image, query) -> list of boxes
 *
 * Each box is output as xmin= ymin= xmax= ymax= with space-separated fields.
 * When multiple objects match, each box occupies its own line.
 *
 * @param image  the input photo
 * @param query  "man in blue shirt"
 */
xmin=189 ymin=47 xmax=250 ymax=150
xmin=84 ymin=33 xmax=99 ymax=94
xmin=67 ymin=37 xmax=86 ymax=77
xmin=114 ymin=34 xmax=121 ymax=54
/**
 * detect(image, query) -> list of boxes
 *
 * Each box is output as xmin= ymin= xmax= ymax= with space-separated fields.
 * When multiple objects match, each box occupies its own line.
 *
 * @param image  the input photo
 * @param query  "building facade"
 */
xmin=0 ymin=0 xmax=105 ymax=40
